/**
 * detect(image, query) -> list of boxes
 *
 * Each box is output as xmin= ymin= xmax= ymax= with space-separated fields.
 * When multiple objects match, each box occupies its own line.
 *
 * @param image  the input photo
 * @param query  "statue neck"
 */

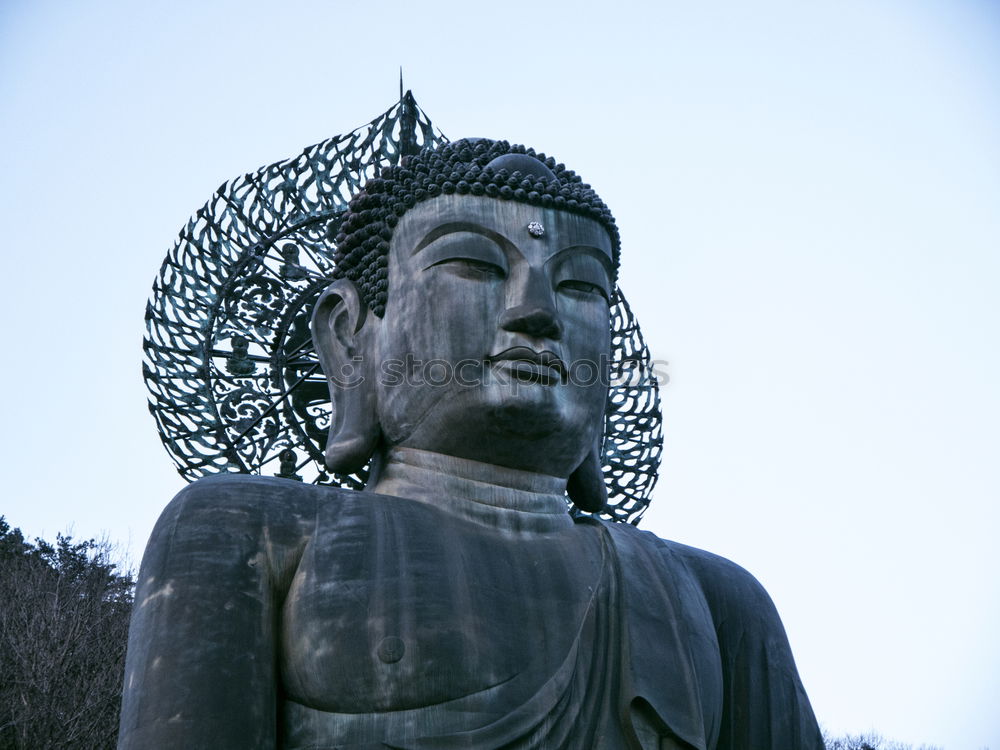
xmin=370 ymin=447 xmax=574 ymax=533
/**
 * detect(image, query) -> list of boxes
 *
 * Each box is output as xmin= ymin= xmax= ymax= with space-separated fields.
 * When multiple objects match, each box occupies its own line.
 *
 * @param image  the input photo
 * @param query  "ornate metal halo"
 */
xmin=143 ymin=92 xmax=663 ymax=524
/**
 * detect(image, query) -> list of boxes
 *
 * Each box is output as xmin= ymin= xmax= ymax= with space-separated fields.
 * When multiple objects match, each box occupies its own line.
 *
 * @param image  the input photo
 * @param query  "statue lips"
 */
xmin=487 ymin=346 xmax=567 ymax=386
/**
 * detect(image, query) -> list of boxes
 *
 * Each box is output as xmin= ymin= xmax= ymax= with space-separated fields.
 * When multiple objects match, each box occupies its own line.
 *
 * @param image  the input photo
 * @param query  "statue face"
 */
xmin=368 ymin=194 xmax=614 ymax=477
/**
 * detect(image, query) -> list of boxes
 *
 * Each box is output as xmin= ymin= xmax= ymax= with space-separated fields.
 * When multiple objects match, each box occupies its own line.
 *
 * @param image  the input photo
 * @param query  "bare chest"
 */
xmin=279 ymin=512 xmax=604 ymax=714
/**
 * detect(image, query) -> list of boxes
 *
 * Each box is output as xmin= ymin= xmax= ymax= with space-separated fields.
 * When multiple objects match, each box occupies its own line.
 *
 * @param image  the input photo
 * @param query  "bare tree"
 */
xmin=823 ymin=728 xmax=946 ymax=750
xmin=0 ymin=517 xmax=133 ymax=750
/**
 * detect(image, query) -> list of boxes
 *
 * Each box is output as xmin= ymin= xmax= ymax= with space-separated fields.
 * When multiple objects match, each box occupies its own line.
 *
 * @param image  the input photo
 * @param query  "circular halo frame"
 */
xmin=143 ymin=93 xmax=663 ymax=524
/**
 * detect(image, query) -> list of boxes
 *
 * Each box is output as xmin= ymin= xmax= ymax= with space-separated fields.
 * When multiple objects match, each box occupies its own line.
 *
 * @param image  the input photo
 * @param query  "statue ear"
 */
xmin=310 ymin=279 xmax=381 ymax=474
xmin=567 ymin=440 xmax=608 ymax=513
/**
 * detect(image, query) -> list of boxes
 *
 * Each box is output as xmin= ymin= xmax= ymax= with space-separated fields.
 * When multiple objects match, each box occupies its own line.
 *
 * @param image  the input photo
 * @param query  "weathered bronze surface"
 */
xmin=123 ymin=98 xmax=824 ymax=749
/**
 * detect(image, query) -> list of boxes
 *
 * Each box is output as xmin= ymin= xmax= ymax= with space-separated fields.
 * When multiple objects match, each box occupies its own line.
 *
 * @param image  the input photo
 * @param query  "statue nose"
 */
xmin=499 ymin=305 xmax=563 ymax=340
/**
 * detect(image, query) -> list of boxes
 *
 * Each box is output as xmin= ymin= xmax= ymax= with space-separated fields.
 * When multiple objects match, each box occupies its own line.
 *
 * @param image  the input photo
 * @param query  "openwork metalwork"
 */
xmin=143 ymin=92 xmax=663 ymax=524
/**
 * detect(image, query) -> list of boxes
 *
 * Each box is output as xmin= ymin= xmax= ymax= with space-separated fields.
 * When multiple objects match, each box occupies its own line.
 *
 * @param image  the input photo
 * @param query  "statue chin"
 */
xmin=488 ymin=400 xmax=563 ymax=440
xmin=447 ymin=400 xmax=592 ymax=476
xmin=478 ymin=372 xmax=601 ymax=461
xmin=374 ymin=373 xmax=597 ymax=477
xmin=394 ymin=413 xmax=582 ymax=477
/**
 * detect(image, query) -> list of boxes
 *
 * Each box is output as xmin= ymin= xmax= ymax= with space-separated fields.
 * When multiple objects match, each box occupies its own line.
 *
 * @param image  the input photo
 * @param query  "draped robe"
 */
xmin=119 ymin=469 xmax=824 ymax=750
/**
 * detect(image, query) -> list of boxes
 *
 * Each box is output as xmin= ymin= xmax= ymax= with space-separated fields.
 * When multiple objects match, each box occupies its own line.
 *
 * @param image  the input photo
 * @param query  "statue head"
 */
xmin=311 ymin=140 xmax=620 ymax=511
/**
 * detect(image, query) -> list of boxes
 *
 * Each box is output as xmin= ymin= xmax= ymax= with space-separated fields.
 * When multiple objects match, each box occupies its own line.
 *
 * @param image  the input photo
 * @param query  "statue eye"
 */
xmin=552 ymin=252 xmax=611 ymax=303
xmin=558 ymin=279 xmax=610 ymax=302
xmin=418 ymin=231 xmax=508 ymax=279
xmin=430 ymin=257 xmax=506 ymax=279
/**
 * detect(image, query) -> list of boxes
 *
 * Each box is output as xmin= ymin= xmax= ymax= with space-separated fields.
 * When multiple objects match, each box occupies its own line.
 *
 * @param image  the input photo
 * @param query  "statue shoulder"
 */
xmin=625 ymin=533 xmax=825 ymax=749
xmin=602 ymin=522 xmax=784 ymax=631
xmin=661 ymin=539 xmax=779 ymax=618
xmin=145 ymin=476 xmax=360 ymax=583
xmin=159 ymin=473 xmax=363 ymax=525
xmin=123 ymin=474 xmax=360 ymax=748
xmin=157 ymin=475 xmax=298 ymax=532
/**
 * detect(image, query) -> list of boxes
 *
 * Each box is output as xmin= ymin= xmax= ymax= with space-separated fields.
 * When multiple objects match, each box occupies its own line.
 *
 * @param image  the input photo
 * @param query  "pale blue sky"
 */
xmin=1 ymin=1 xmax=997 ymax=747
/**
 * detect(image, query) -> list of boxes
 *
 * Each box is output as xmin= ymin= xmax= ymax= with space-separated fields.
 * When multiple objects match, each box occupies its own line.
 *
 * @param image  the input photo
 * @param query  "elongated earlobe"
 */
xmin=567 ymin=441 xmax=607 ymax=513
xmin=324 ymin=384 xmax=379 ymax=474
xmin=310 ymin=279 xmax=381 ymax=474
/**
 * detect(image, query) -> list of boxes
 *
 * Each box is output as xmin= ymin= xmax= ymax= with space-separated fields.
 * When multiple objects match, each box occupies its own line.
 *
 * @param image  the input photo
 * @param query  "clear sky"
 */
xmin=1 ymin=0 xmax=997 ymax=747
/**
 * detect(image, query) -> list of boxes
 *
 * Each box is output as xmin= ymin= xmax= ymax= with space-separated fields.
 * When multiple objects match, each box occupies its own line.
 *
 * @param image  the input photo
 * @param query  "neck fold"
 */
xmin=370 ymin=447 xmax=573 ymax=533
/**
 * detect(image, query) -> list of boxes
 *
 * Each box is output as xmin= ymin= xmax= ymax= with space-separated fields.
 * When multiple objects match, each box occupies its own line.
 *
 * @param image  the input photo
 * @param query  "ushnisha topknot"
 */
xmin=331 ymin=138 xmax=621 ymax=317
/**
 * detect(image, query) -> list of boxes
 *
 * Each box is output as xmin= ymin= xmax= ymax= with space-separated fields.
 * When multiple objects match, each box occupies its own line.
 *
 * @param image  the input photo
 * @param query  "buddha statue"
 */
xmin=119 ymin=139 xmax=824 ymax=749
